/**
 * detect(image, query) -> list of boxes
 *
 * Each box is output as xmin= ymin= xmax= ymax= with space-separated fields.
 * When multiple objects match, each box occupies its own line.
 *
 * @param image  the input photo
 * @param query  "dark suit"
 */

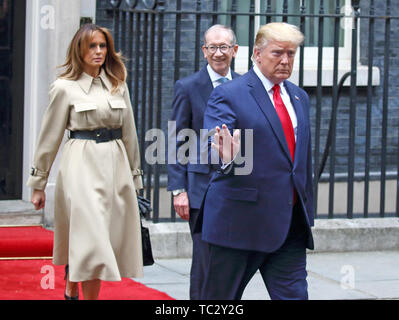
xmin=200 ymin=67 xmax=314 ymax=300
xmin=167 ymin=64 xmax=240 ymax=299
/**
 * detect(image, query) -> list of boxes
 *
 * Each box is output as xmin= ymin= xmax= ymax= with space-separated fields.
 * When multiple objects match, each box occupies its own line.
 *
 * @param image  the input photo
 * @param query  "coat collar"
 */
xmin=77 ymin=68 xmax=122 ymax=95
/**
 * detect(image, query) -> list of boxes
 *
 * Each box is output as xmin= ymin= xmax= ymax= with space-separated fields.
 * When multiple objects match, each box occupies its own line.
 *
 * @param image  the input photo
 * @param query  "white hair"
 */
xmin=203 ymin=24 xmax=237 ymax=46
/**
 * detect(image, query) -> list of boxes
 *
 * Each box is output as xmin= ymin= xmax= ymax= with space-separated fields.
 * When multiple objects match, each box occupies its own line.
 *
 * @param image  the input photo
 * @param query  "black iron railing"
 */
xmin=97 ymin=0 xmax=399 ymax=221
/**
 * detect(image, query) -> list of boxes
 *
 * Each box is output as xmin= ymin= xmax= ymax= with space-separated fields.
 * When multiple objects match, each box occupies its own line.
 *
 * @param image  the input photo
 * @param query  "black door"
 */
xmin=0 ymin=0 xmax=25 ymax=199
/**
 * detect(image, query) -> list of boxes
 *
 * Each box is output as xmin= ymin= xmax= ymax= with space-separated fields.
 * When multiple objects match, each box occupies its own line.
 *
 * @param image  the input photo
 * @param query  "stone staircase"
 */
xmin=0 ymin=200 xmax=43 ymax=225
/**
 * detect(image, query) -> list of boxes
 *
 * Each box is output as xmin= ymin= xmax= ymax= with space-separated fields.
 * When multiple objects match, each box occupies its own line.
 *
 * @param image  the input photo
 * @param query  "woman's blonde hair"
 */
xmin=59 ymin=23 xmax=126 ymax=93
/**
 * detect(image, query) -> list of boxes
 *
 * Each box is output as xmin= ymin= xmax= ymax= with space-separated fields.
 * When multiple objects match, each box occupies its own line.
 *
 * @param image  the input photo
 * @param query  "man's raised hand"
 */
xmin=211 ymin=124 xmax=240 ymax=164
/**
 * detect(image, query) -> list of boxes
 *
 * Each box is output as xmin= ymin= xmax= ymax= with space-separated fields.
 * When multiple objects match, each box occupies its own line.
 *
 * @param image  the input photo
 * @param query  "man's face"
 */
xmin=202 ymin=28 xmax=238 ymax=76
xmin=254 ymin=40 xmax=297 ymax=84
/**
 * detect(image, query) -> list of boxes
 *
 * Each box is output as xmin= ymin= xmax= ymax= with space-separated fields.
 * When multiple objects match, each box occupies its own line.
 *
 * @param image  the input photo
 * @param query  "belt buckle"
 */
xmin=95 ymin=128 xmax=110 ymax=143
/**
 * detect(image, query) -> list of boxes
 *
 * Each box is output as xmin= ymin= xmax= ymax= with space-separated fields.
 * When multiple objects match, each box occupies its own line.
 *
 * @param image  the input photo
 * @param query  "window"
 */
xmin=220 ymin=0 xmax=379 ymax=86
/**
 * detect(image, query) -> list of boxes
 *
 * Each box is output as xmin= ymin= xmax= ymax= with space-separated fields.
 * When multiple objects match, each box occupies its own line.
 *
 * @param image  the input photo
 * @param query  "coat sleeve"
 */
xmin=26 ymin=80 xmax=70 ymax=190
xmin=167 ymin=80 xmax=192 ymax=191
xmin=121 ymin=83 xmax=143 ymax=190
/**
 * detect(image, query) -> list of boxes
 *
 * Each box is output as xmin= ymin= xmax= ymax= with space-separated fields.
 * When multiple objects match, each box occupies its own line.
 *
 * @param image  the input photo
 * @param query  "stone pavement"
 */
xmin=135 ymin=250 xmax=399 ymax=300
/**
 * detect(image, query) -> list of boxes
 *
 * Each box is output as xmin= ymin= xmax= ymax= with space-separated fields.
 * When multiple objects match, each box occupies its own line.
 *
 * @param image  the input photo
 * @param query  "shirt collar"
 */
xmin=253 ymin=64 xmax=284 ymax=94
xmin=207 ymin=64 xmax=232 ymax=83
xmin=77 ymin=68 xmax=114 ymax=94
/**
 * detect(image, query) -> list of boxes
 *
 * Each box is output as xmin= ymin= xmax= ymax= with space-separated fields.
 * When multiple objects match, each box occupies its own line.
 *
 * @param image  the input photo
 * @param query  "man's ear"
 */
xmin=232 ymin=44 xmax=239 ymax=58
xmin=253 ymin=48 xmax=261 ymax=64
xmin=201 ymin=45 xmax=208 ymax=59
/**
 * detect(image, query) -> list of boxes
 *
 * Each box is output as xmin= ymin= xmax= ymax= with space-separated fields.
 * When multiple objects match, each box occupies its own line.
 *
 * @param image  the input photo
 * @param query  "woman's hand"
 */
xmin=31 ymin=189 xmax=46 ymax=210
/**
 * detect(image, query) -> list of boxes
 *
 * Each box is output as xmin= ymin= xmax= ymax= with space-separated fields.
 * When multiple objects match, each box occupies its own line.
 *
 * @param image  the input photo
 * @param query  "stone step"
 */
xmin=0 ymin=200 xmax=43 ymax=226
xmin=144 ymin=217 xmax=399 ymax=259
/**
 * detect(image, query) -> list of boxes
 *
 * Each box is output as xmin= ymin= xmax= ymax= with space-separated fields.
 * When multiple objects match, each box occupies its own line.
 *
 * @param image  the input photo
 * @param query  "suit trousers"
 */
xmin=200 ymin=204 xmax=309 ymax=300
xmin=189 ymin=208 xmax=210 ymax=300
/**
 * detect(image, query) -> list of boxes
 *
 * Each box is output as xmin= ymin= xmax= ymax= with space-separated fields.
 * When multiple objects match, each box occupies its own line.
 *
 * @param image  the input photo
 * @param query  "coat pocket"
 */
xmin=220 ymin=186 xmax=258 ymax=202
xmin=108 ymin=99 xmax=127 ymax=109
xmin=74 ymin=102 xmax=97 ymax=112
xmin=187 ymin=163 xmax=210 ymax=174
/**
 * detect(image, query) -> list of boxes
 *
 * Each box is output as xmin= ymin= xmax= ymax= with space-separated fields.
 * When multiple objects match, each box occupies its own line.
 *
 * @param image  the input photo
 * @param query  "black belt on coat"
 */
xmin=69 ymin=128 xmax=122 ymax=143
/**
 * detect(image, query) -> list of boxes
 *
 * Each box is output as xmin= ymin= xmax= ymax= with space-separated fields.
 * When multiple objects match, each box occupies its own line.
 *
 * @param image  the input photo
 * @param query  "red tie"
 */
xmin=272 ymin=84 xmax=295 ymax=161
xmin=272 ymin=84 xmax=297 ymax=205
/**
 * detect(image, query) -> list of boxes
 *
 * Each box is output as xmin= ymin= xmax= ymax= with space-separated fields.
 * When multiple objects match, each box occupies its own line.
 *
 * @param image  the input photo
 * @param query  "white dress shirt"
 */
xmin=253 ymin=64 xmax=298 ymax=141
xmin=207 ymin=64 xmax=233 ymax=88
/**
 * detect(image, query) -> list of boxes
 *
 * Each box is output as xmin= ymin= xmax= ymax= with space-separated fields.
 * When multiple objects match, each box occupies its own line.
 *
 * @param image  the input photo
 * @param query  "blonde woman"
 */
xmin=28 ymin=24 xmax=143 ymax=300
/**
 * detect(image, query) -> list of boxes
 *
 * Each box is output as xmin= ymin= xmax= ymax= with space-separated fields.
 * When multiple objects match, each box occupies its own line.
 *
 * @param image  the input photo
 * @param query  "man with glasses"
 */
xmin=167 ymin=24 xmax=239 ymax=300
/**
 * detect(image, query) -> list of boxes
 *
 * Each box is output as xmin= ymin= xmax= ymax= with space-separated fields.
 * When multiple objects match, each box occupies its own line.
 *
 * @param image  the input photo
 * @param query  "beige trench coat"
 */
xmin=27 ymin=69 xmax=144 ymax=281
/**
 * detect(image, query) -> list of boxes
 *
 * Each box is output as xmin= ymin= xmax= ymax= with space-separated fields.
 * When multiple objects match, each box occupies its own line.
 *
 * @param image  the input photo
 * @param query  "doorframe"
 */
xmin=1 ymin=0 xmax=26 ymax=200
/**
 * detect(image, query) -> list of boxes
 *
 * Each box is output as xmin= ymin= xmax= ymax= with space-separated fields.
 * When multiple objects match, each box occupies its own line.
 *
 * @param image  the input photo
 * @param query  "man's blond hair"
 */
xmin=254 ymin=22 xmax=304 ymax=52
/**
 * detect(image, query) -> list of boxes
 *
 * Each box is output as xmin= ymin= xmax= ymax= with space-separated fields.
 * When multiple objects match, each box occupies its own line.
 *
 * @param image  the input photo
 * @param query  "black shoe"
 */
xmin=64 ymin=264 xmax=79 ymax=300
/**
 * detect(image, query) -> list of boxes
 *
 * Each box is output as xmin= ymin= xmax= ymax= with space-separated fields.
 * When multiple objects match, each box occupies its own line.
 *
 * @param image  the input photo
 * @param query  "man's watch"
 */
xmin=172 ymin=189 xmax=186 ymax=196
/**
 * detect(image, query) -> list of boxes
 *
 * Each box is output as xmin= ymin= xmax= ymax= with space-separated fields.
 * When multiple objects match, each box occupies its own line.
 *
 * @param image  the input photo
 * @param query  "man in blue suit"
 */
xmin=200 ymin=22 xmax=314 ymax=300
xmin=167 ymin=24 xmax=240 ymax=300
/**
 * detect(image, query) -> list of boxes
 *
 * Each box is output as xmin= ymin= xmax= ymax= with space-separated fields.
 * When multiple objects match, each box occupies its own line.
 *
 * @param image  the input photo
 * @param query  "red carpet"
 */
xmin=0 ymin=259 xmax=174 ymax=300
xmin=0 ymin=226 xmax=174 ymax=300
xmin=0 ymin=226 xmax=53 ymax=259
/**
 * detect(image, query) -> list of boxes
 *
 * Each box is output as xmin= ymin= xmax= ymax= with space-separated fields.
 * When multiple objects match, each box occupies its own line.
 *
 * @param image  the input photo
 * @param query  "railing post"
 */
xmin=380 ymin=0 xmax=391 ymax=217
xmin=282 ymin=0 xmax=288 ymax=23
xmin=364 ymin=0 xmax=375 ymax=218
xmin=327 ymin=0 xmax=342 ymax=219
xmin=212 ymin=0 xmax=218 ymax=25
xmin=194 ymin=0 xmax=202 ymax=72
xmin=152 ymin=0 xmax=165 ymax=223
xmin=145 ymin=8 xmax=157 ymax=207
xmin=248 ymin=0 xmax=255 ymax=71
xmin=313 ymin=0 xmax=325 ymax=219
xmin=298 ymin=0 xmax=306 ymax=88
xmin=266 ymin=0 xmax=272 ymax=24
xmin=346 ymin=0 xmax=360 ymax=219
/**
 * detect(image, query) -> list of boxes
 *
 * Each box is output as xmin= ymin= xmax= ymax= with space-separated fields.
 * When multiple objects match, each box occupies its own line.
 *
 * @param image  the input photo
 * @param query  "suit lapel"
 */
xmin=247 ymin=69 xmax=292 ymax=163
xmin=198 ymin=65 xmax=214 ymax=106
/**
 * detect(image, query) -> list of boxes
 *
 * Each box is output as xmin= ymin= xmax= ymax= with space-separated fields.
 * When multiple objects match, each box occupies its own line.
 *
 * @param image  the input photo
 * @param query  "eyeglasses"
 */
xmin=205 ymin=45 xmax=235 ymax=54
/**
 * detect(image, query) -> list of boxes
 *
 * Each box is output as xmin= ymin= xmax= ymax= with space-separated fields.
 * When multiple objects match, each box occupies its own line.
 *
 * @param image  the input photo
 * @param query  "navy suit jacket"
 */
xmin=167 ymin=64 xmax=240 ymax=210
xmin=201 ymin=68 xmax=314 ymax=253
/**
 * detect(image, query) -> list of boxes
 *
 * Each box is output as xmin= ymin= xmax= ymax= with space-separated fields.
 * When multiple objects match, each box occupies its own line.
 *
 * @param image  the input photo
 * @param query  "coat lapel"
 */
xmin=247 ymin=69 xmax=293 ymax=163
xmin=198 ymin=65 xmax=214 ymax=106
